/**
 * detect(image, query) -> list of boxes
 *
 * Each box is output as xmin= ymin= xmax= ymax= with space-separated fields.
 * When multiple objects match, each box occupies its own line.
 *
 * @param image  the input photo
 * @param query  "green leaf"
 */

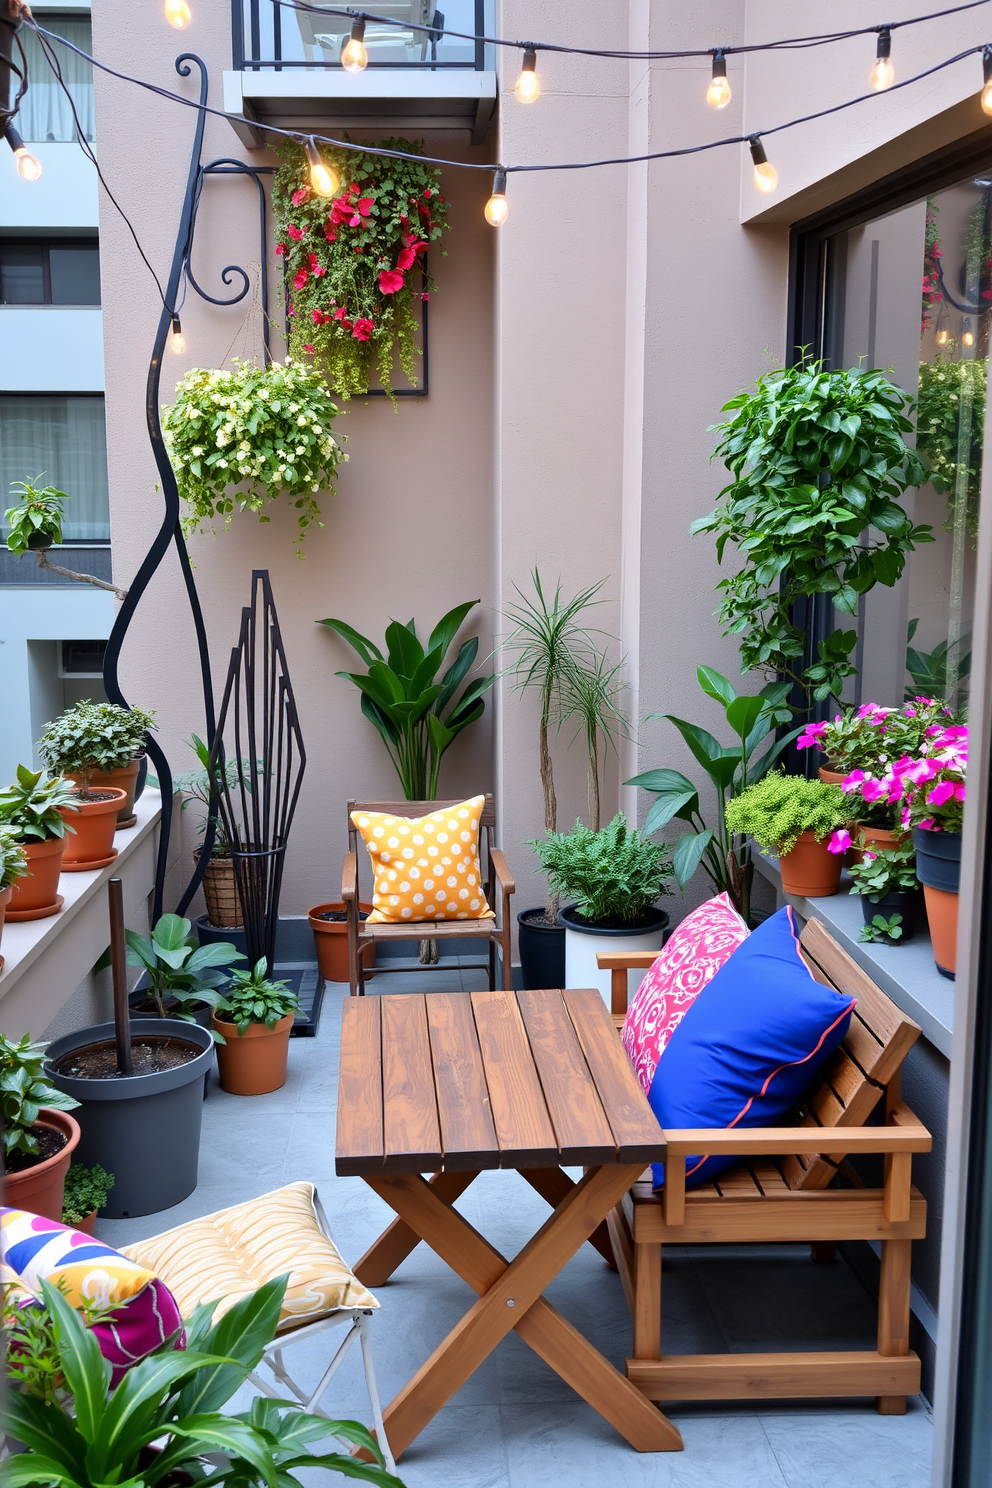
xmin=725 ymin=694 xmax=766 ymax=743
xmin=427 ymin=599 xmax=479 ymax=658
xmin=383 ymin=618 xmax=425 ymax=678
xmin=316 ymin=618 xmax=384 ymax=667
xmin=625 ymin=766 xmax=697 ymax=795
xmin=696 ymin=665 xmax=736 ymax=706
xmin=644 ymin=790 xmax=697 ymax=834
xmin=663 ymin=717 xmax=739 ymax=790
xmin=39 ymin=1279 xmax=109 ymax=1445
xmin=673 ymin=829 xmax=715 ymax=888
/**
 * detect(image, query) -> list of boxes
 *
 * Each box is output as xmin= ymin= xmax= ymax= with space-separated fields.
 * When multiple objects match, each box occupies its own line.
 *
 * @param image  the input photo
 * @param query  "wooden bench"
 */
xmin=597 ymin=915 xmax=932 ymax=1414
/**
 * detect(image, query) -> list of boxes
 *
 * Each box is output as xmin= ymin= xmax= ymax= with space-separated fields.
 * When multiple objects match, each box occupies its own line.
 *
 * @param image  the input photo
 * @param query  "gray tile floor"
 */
xmin=97 ymin=963 xmax=933 ymax=1488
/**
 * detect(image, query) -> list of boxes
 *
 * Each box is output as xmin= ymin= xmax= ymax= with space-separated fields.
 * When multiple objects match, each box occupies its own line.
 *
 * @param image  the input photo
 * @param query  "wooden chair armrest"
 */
xmin=342 ymin=850 xmax=357 ymax=902
xmin=596 ymin=951 xmax=660 ymax=971
xmin=662 ymin=1124 xmax=932 ymax=1158
xmin=490 ymin=848 xmax=515 ymax=896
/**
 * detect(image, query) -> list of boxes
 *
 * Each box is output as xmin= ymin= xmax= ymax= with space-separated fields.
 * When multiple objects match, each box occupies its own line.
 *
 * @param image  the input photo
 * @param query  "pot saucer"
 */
xmin=62 ymin=849 xmax=119 ymax=873
xmin=115 ymin=814 xmax=137 ymax=831
xmin=6 ymin=895 xmax=64 ymax=922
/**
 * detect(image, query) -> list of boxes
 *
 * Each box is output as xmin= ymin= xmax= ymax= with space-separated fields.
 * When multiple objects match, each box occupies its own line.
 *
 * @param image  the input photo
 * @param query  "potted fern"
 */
xmin=725 ymin=773 xmax=849 ymax=898
xmin=531 ymin=814 xmax=673 ymax=1006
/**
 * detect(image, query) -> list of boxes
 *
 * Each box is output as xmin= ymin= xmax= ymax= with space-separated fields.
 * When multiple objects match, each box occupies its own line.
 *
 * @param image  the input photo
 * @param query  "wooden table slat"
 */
xmin=427 ymin=994 xmax=500 ymax=1170
xmin=516 ymin=989 xmax=617 ymax=1165
xmin=562 ymin=989 xmax=666 ymax=1163
xmin=471 ymin=990 xmax=559 ymax=1167
xmin=335 ymin=996 xmax=384 ymax=1176
xmin=381 ymin=994 xmax=443 ymax=1173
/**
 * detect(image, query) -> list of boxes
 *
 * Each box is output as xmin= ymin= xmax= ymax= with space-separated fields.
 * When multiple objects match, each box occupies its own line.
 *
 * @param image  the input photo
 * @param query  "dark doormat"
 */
xmin=271 ymin=964 xmax=325 ymax=1038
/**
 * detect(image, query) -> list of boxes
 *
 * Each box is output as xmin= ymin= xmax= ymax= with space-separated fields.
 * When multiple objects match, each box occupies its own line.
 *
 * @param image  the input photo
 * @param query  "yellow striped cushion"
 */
xmin=122 ymin=1181 xmax=376 ymax=1328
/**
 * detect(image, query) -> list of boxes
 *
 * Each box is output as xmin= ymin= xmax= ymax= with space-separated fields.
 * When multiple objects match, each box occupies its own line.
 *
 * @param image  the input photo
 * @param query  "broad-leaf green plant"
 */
xmin=219 ymin=956 xmax=304 ymax=1037
xmin=4 ymin=476 xmax=67 ymax=556
xmin=318 ymin=600 xmax=494 ymax=800
xmin=697 ymin=360 xmax=932 ymax=702
xmin=124 ymin=913 xmax=244 ymax=1026
xmin=847 ymin=837 xmax=919 ymax=899
xmin=724 ymin=772 xmax=848 ymax=857
xmin=171 ymin=733 xmax=258 ymax=856
xmin=0 ymin=1033 xmax=80 ymax=1160
xmin=0 ymin=824 xmax=29 ymax=888
xmin=0 ymin=764 xmax=79 ymax=842
xmin=38 ymin=700 xmax=156 ymax=797
xmin=1 ymin=1275 xmax=403 ymax=1488
xmin=626 ymin=666 xmax=799 ymax=923
xmin=906 ymin=618 xmax=971 ymax=707
xmin=860 ymin=912 xmax=906 ymax=944
xmin=530 ymin=814 xmax=673 ymax=928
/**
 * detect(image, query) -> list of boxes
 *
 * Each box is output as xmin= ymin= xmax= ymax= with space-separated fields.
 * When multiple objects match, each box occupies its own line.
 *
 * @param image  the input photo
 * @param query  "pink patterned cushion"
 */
xmin=621 ymin=892 xmax=749 ymax=1093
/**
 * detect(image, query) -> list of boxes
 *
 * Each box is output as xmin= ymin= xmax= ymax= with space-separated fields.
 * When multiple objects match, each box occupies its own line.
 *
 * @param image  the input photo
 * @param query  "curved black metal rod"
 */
xmin=935 ymin=258 xmax=992 ymax=318
xmin=193 ymin=159 xmax=273 ymax=365
xmin=185 ymin=167 xmax=252 ymax=307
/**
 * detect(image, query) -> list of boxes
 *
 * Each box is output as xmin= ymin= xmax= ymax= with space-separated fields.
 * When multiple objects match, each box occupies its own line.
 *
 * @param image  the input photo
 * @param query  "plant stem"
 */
xmin=34 ymin=550 xmax=128 ymax=602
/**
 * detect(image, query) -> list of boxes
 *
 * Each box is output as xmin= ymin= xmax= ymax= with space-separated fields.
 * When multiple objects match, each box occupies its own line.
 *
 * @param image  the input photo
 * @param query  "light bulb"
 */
xmin=983 ymin=80 xmax=992 ymax=116
xmin=515 ymin=47 xmax=540 ymax=103
xmin=165 ymin=0 xmax=192 ymax=29
xmin=304 ymin=139 xmax=339 ymax=198
xmin=341 ymin=18 xmax=368 ymax=73
xmin=936 ymin=329 xmax=948 ymax=345
xmin=485 ymin=168 xmax=508 ymax=226
xmin=14 ymin=146 xmax=42 ymax=182
xmin=707 ymin=51 xmax=731 ymax=109
xmin=170 ymin=316 xmax=185 ymax=354
xmin=748 ymin=136 xmax=777 ymax=193
xmin=871 ymin=28 xmax=893 ymax=91
xmin=963 ymin=330 xmax=975 ymax=346
xmin=982 ymin=47 xmax=992 ymax=115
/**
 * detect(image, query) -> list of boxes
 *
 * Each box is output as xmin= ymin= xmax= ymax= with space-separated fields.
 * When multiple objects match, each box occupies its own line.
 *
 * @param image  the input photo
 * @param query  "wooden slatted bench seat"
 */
xmin=597 ymin=915 xmax=932 ymax=1414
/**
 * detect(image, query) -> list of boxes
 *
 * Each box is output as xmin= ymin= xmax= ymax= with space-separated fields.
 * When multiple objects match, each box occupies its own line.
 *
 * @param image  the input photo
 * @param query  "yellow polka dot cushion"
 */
xmin=352 ymin=795 xmax=495 ymax=924
xmin=122 ymin=1181 xmax=377 ymax=1330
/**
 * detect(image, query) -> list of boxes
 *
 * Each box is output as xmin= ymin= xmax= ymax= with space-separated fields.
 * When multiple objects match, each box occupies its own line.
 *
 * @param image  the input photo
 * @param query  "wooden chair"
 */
xmin=597 ymin=916 xmax=932 ymax=1414
xmin=341 ymin=794 xmax=515 ymax=996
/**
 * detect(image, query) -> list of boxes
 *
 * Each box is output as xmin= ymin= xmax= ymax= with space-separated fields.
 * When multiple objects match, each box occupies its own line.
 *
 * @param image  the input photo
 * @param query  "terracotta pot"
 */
xmin=923 ymin=886 xmax=959 ymax=979
xmin=195 ymin=850 xmax=243 ymax=928
xmin=778 ymin=832 xmax=843 ymax=898
xmin=818 ymin=766 xmax=847 ymax=786
xmin=212 ymin=1011 xmax=293 ymax=1095
xmin=59 ymin=788 xmax=127 ymax=871
xmin=4 ymin=1109 xmax=80 ymax=1221
xmin=0 ymin=882 xmax=11 ymax=973
xmin=308 ymin=901 xmax=376 ymax=983
xmin=6 ymin=835 xmax=65 ymax=920
xmin=850 ymin=823 xmax=904 ymax=867
xmin=69 ymin=1209 xmax=98 ymax=1235
xmin=67 ymin=756 xmax=142 ymax=827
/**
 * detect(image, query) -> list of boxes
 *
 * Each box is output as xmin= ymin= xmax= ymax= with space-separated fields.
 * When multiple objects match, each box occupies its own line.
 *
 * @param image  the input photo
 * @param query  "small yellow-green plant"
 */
xmin=724 ymin=772 xmax=848 ymax=856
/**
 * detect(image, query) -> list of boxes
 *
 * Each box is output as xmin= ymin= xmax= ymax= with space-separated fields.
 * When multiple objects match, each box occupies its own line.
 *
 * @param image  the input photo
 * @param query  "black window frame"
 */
xmin=0 ymin=236 xmax=101 ymax=307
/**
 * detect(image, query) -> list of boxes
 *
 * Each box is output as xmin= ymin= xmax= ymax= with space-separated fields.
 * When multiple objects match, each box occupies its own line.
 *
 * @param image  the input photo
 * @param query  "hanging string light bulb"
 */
xmin=870 ymin=27 xmax=894 ymax=91
xmin=304 ymin=138 xmax=339 ymax=197
xmin=485 ymin=168 xmax=508 ymax=226
xmin=707 ymin=50 xmax=731 ymax=109
xmin=748 ymin=136 xmax=777 ymax=193
xmin=4 ymin=125 xmax=42 ymax=181
xmin=981 ymin=46 xmax=992 ymax=116
xmin=515 ymin=46 xmax=540 ymax=103
xmin=936 ymin=328 xmax=949 ymax=344
xmin=341 ymin=16 xmax=368 ymax=73
xmin=164 ymin=0 xmax=192 ymax=29
xmin=962 ymin=318 xmax=975 ymax=347
xmin=170 ymin=316 xmax=185 ymax=354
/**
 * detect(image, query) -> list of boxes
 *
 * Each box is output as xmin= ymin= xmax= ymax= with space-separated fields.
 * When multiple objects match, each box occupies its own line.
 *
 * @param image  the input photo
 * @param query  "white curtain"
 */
xmin=16 ymin=20 xmax=95 ymax=143
xmin=0 ymin=396 xmax=110 ymax=541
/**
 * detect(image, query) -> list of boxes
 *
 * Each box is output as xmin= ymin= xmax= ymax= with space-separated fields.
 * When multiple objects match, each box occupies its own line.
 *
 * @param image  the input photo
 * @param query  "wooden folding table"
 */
xmin=336 ymin=987 xmax=683 ymax=1459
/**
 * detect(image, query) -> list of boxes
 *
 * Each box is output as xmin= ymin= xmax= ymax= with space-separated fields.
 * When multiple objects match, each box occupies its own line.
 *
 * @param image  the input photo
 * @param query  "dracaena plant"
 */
xmin=124 ymin=913 xmax=244 ymax=1025
xmin=318 ymin=600 xmax=494 ymax=800
xmin=0 ymin=1034 xmax=80 ymax=1159
xmin=0 ymin=764 xmax=79 ymax=842
xmin=626 ymin=666 xmax=800 ymax=924
xmin=1 ymin=1276 xmax=402 ymax=1488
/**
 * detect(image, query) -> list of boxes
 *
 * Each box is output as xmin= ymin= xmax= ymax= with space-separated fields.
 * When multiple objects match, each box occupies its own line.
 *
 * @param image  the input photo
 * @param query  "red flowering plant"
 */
xmin=272 ymin=138 xmax=449 ymax=399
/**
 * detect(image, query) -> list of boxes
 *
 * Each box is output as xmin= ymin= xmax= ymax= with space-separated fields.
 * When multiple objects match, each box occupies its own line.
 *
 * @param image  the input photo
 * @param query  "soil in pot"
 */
xmin=5 ymin=835 xmax=65 ymax=920
xmin=60 ymin=788 xmax=127 ymax=871
xmin=52 ymin=1034 xmax=204 ymax=1079
xmin=778 ymin=833 xmax=842 ymax=898
xmin=213 ymin=1012 xmax=293 ymax=1095
xmin=5 ymin=1123 xmax=68 ymax=1173
xmin=518 ymin=906 xmax=566 ymax=991
xmin=67 ymin=757 xmax=142 ymax=827
xmin=309 ymin=901 xmax=375 ymax=983
xmin=2 ymin=1109 xmax=80 ymax=1222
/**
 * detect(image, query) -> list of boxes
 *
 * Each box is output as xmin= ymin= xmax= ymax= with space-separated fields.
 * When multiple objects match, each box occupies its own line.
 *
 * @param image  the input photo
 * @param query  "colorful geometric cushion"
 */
xmin=646 ymin=906 xmax=856 ymax=1190
xmin=352 ymin=796 xmax=495 ymax=924
xmin=622 ymin=892 xmax=749 ymax=1094
xmin=1 ymin=1208 xmax=184 ymax=1385
xmin=123 ymin=1180 xmax=377 ymax=1330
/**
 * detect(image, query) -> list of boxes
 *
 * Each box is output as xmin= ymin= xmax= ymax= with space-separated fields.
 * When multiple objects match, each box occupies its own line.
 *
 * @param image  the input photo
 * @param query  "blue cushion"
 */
xmin=647 ymin=906 xmax=855 ymax=1189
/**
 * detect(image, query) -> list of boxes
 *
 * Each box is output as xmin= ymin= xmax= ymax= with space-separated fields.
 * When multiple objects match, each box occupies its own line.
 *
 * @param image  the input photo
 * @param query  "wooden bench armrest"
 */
xmin=596 ymin=951 xmax=660 ymax=971
xmin=490 ymin=848 xmax=515 ymax=896
xmin=662 ymin=1124 xmax=932 ymax=1158
xmin=342 ymin=850 xmax=357 ymax=902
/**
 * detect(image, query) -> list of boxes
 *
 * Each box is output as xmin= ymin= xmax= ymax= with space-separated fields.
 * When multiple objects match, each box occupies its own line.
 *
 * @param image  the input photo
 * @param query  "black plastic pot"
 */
xmin=859 ymin=889 xmax=918 ymax=943
xmin=517 ymin=906 xmax=565 ymax=990
xmin=912 ymin=827 xmax=962 ymax=893
xmin=45 ymin=1018 xmax=213 ymax=1218
xmin=129 ymin=986 xmax=214 ymax=1031
xmin=195 ymin=913 xmax=248 ymax=959
xmin=26 ymin=529 xmax=55 ymax=551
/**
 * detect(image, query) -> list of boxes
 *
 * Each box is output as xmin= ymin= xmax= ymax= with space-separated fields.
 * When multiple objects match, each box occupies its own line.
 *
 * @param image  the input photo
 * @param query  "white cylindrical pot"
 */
xmin=561 ymin=905 xmax=670 ymax=1008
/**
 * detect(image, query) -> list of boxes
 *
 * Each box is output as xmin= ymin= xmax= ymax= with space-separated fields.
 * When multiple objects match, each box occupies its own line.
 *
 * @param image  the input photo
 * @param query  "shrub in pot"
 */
xmin=124 ymin=912 xmax=245 ymax=1029
xmin=725 ymin=773 xmax=849 ymax=898
xmin=0 ymin=765 xmax=79 ymax=920
xmin=847 ymin=837 xmax=919 ymax=945
xmin=531 ymin=813 xmax=673 ymax=1006
xmin=39 ymin=698 xmax=156 ymax=829
xmin=0 ymin=1032 xmax=81 ymax=1221
xmin=0 ymin=825 xmax=28 ymax=970
xmin=213 ymin=957 xmax=304 ymax=1095
xmin=61 ymin=1161 xmax=115 ymax=1234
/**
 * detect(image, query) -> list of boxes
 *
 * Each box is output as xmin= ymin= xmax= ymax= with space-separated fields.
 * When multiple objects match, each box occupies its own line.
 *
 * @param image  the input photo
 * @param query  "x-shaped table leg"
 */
xmin=363 ymin=1165 xmax=683 ymax=1459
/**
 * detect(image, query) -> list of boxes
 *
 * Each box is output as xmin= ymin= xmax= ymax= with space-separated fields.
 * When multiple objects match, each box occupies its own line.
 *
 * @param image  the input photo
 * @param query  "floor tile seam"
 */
xmin=755 ymin=1410 xmax=803 ymax=1487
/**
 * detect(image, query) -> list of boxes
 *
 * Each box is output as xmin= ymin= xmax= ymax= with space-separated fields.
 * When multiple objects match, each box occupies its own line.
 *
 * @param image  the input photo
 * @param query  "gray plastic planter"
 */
xmin=45 ymin=1018 xmax=213 ymax=1219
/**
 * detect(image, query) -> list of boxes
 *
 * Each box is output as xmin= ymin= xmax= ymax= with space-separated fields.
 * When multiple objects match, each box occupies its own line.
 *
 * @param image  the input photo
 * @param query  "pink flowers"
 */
xmin=378 ymin=269 xmax=405 ymax=295
xmin=275 ymin=242 xmax=286 ymax=257
xmin=396 ymin=237 xmax=426 ymax=271
xmin=287 ymin=224 xmax=304 ymax=242
xmin=352 ymin=317 xmax=374 ymax=341
xmin=330 ymin=192 xmax=374 ymax=229
xmin=292 ymin=187 xmax=311 ymax=207
xmin=796 ymin=721 xmax=827 ymax=750
xmin=293 ymin=268 xmax=308 ymax=290
xmin=828 ymin=828 xmax=852 ymax=856
xmin=308 ymin=253 xmax=326 ymax=279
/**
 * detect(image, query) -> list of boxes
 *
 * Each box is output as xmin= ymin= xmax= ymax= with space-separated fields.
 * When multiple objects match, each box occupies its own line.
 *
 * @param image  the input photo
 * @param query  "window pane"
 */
xmin=15 ymin=19 xmax=95 ymax=143
xmin=0 ymin=396 xmax=110 ymax=542
xmin=49 ymin=244 xmax=100 ymax=305
xmin=0 ymin=244 xmax=45 ymax=304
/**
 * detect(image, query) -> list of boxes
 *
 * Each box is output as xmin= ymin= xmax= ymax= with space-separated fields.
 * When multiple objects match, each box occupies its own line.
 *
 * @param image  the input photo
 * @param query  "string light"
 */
xmin=515 ymin=46 xmax=540 ymax=103
xmin=871 ymin=27 xmax=895 ymax=90
xmin=340 ymin=16 xmax=368 ymax=73
xmin=936 ymin=328 xmax=949 ymax=343
xmin=304 ymin=137 xmax=339 ymax=196
xmin=485 ymin=168 xmax=508 ymax=226
xmin=165 ymin=0 xmax=192 ymax=29
xmin=170 ymin=316 xmax=185 ymax=354
xmin=962 ymin=318 xmax=975 ymax=345
xmin=982 ymin=44 xmax=992 ymax=113
xmin=4 ymin=125 xmax=42 ymax=181
xmin=707 ymin=50 xmax=732 ymax=109
xmin=748 ymin=135 xmax=777 ymax=192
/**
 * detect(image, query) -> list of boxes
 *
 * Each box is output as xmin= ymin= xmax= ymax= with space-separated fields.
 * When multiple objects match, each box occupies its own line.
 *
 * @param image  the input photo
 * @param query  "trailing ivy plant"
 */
xmin=696 ymin=360 xmax=932 ymax=702
xmin=273 ymin=137 xmax=449 ymax=398
xmin=916 ymin=354 xmax=984 ymax=542
xmin=162 ymin=358 xmax=346 ymax=555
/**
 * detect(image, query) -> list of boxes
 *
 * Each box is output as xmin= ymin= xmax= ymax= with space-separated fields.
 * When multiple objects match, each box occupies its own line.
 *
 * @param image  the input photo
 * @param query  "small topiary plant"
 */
xmin=724 ymin=773 xmax=849 ymax=856
xmin=530 ymin=813 xmax=673 ymax=927
xmin=62 ymin=1163 xmax=114 ymax=1225
xmin=38 ymin=701 xmax=156 ymax=797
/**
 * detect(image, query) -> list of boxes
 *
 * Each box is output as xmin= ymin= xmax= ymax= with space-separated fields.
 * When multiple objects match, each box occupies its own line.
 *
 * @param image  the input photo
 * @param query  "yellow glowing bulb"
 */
xmin=754 ymin=161 xmax=777 ymax=193
xmin=485 ymin=192 xmax=508 ymax=226
xmin=936 ymin=329 xmax=948 ymax=344
xmin=341 ymin=36 xmax=368 ymax=72
xmin=870 ymin=56 xmax=894 ymax=91
xmin=14 ymin=146 xmax=42 ymax=182
xmin=515 ymin=67 xmax=540 ymax=103
xmin=165 ymin=0 xmax=192 ymax=29
xmin=707 ymin=74 xmax=732 ymax=109
xmin=310 ymin=159 xmax=339 ymax=197
xmin=983 ymin=79 xmax=992 ymax=116
xmin=963 ymin=330 xmax=975 ymax=346
xmin=170 ymin=319 xmax=185 ymax=354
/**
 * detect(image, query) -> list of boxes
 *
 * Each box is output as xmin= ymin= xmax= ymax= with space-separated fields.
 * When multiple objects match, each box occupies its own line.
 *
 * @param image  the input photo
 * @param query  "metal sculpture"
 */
xmin=209 ymin=571 xmax=306 ymax=975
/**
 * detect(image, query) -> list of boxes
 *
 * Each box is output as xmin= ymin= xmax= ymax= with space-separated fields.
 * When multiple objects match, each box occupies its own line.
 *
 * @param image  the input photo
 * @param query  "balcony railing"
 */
xmin=233 ymin=1 xmax=490 ymax=72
